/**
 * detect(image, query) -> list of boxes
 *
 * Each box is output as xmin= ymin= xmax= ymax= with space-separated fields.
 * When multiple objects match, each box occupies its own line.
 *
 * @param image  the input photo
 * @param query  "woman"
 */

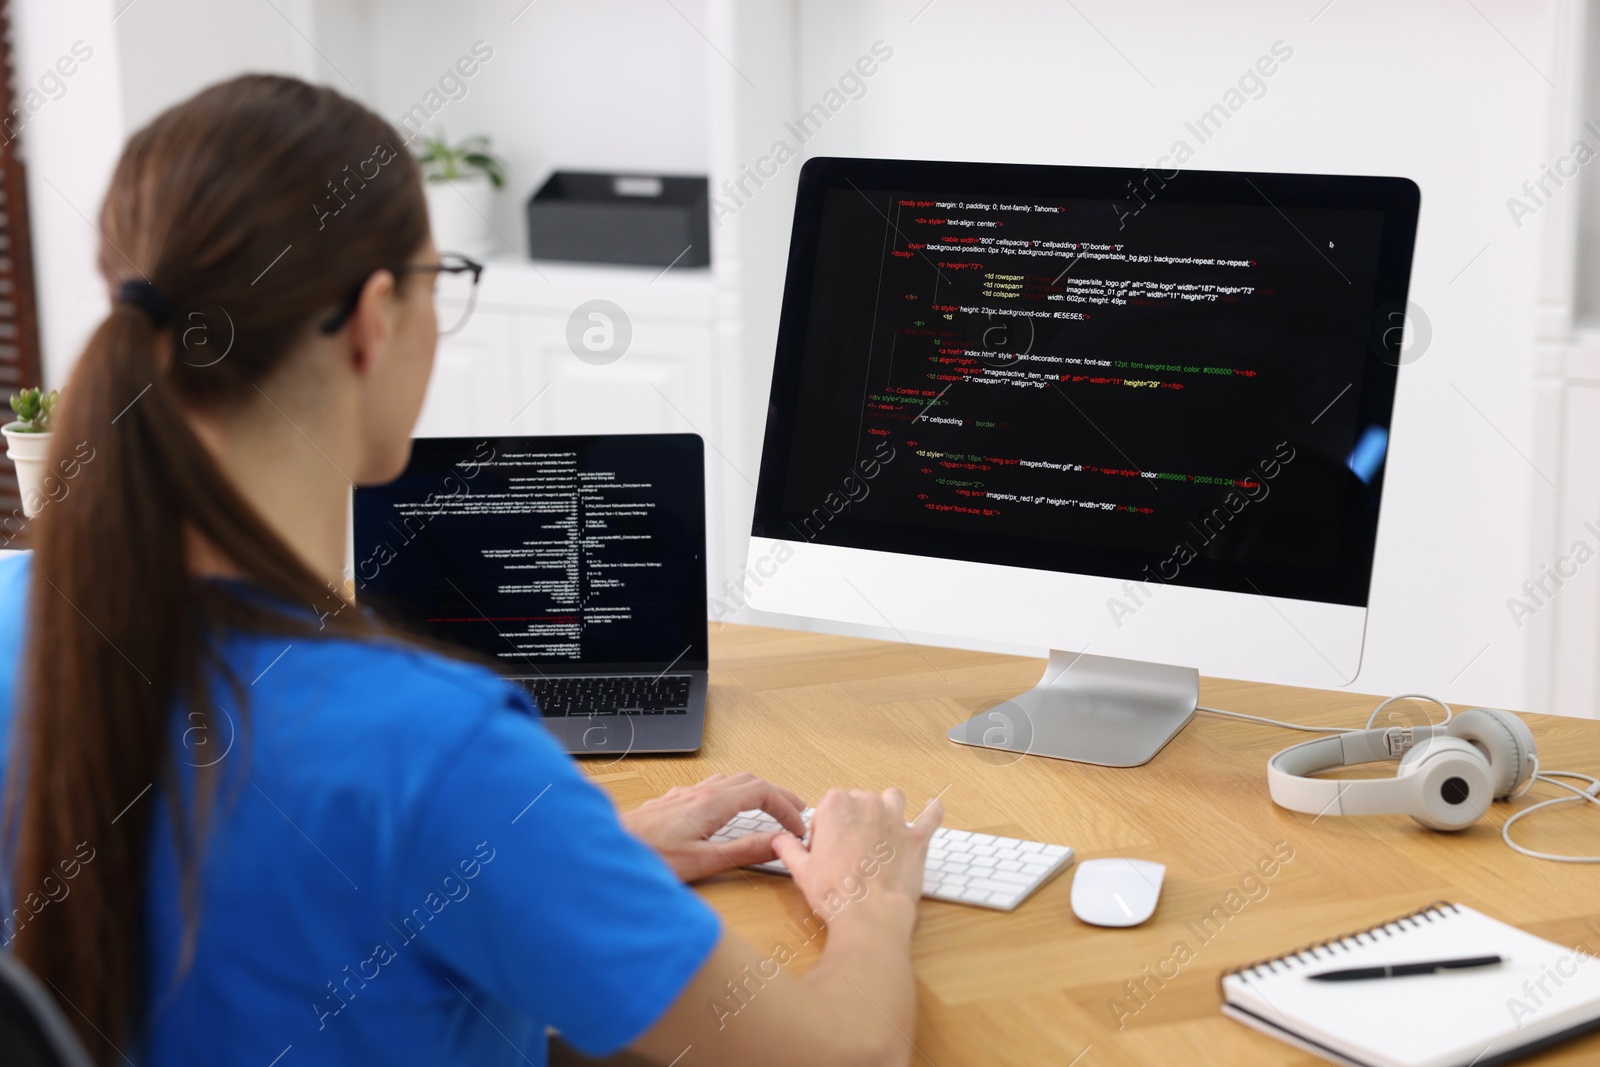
xmin=0 ymin=75 xmax=940 ymax=1067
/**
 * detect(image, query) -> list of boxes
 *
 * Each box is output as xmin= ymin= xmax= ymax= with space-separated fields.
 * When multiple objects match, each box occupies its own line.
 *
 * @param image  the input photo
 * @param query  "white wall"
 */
xmin=114 ymin=0 xmax=319 ymax=131
xmin=11 ymin=0 xmax=126 ymax=388
xmin=18 ymin=0 xmax=326 ymax=386
xmin=364 ymin=0 xmax=712 ymax=253
xmin=723 ymin=0 xmax=1555 ymax=712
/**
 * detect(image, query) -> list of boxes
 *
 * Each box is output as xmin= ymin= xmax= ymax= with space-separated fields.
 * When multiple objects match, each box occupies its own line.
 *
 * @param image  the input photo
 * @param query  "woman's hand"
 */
xmin=621 ymin=772 xmax=808 ymax=883
xmin=772 ymin=787 xmax=941 ymax=936
xmin=630 ymin=787 xmax=942 ymax=1067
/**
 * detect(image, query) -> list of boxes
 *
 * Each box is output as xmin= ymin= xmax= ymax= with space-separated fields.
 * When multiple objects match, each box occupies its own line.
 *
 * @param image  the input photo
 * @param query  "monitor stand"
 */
xmin=947 ymin=650 xmax=1198 ymax=767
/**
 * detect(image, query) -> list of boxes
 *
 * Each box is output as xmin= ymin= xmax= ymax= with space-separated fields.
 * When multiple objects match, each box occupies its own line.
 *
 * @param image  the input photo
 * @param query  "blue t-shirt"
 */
xmin=0 ymin=553 xmax=720 ymax=1066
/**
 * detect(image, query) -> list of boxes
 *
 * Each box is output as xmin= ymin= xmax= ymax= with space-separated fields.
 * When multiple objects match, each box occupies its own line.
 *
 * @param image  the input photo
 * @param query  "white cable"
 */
xmin=1363 ymin=693 xmax=1454 ymax=731
xmin=1196 ymin=706 xmax=1356 ymax=734
xmin=1197 ymin=692 xmax=1454 ymax=736
xmin=1501 ymin=766 xmax=1600 ymax=863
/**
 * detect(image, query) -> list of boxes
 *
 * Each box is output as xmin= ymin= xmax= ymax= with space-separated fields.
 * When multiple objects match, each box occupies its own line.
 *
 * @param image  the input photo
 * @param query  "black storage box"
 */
xmin=525 ymin=172 xmax=710 ymax=268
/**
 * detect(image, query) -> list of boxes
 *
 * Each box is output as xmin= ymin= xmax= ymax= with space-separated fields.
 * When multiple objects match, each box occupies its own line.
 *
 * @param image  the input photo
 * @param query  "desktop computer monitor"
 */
xmin=746 ymin=156 xmax=1420 ymax=766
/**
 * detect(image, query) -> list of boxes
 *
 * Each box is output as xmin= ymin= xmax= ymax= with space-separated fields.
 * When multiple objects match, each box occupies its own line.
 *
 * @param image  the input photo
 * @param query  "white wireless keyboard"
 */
xmin=710 ymin=808 xmax=1075 ymax=912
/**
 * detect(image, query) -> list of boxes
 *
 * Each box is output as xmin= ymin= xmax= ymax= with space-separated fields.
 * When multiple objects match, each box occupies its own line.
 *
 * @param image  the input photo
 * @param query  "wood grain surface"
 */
xmin=576 ymin=623 xmax=1600 ymax=1067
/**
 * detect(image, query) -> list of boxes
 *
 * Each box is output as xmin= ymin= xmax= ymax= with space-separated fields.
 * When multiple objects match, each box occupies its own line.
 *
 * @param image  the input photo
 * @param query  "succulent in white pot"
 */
xmin=417 ymin=132 xmax=507 ymax=258
xmin=3 ymin=387 xmax=57 ymax=518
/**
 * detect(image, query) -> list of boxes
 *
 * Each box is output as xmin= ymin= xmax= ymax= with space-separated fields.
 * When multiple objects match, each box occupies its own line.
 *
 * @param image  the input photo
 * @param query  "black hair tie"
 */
xmin=117 ymin=278 xmax=174 ymax=329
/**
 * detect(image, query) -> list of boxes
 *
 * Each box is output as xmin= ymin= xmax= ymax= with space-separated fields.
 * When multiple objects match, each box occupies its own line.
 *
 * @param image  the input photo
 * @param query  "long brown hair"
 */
xmin=1 ymin=75 xmax=427 ymax=1062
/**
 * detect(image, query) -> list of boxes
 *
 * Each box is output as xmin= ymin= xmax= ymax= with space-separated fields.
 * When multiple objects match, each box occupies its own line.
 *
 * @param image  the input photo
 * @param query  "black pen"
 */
xmin=1308 ymin=956 xmax=1503 ymax=982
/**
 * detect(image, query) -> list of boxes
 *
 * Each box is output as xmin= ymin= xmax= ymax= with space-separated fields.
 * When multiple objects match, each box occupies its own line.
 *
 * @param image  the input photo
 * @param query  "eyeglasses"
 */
xmin=319 ymin=252 xmax=484 ymax=337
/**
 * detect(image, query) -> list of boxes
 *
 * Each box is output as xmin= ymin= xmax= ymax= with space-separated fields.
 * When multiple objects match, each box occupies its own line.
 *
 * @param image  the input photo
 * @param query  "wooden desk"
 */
xmin=584 ymin=624 xmax=1600 ymax=1066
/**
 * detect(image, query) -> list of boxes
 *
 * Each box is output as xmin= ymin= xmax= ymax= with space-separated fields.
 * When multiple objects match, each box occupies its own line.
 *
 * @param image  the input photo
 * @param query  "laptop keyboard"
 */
xmin=519 ymin=675 xmax=693 ymax=716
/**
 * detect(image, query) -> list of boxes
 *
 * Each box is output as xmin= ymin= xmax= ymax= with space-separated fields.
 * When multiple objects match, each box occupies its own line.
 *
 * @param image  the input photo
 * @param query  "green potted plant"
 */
xmin=416 ymin=132 xmax=506 ymax=257
xmin=3 ymin=387 xmax=56 ymax=517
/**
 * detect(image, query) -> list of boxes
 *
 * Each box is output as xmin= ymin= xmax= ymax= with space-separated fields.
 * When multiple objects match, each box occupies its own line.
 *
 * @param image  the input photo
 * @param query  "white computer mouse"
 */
xmin=1070 ymin=857 xmax=1165 ymax=927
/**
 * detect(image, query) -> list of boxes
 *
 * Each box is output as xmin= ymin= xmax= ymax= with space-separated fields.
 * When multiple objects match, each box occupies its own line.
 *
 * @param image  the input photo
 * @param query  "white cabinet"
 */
xmin=415 ymin=257 xmax=719 ymax=437
xmin=512 ymin=317 xmax=710 ymax=436
xmin=413 ymin=308 xmax=520 ymax=437
xmin=409 ymin=256 xmax=732 ymax=591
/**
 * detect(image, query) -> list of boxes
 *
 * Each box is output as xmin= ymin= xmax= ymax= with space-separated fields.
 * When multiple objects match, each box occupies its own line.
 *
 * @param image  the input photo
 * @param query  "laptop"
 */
xmin=352 ymin=433 xmax=708 ymax=755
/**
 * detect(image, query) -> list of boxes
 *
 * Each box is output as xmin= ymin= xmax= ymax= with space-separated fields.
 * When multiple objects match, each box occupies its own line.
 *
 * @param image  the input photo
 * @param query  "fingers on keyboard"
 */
xmin=712 ymin=808 xmax=1072 ymax=912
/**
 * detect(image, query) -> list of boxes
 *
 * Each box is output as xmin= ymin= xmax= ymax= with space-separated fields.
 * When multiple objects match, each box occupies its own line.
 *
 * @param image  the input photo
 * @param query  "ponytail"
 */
xmin=0 ymin=75 xmax=425 ymax=1062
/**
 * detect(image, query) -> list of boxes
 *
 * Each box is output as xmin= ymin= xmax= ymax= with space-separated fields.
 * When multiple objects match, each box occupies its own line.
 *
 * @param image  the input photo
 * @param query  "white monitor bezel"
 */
xmin=745 ymin=536 xmax=1366 ymax=687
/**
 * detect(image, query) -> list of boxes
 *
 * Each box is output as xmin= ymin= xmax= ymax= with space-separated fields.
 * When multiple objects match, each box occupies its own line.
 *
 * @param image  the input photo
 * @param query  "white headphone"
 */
xmin=1266 ymin=708 xmax=1537 ymax=832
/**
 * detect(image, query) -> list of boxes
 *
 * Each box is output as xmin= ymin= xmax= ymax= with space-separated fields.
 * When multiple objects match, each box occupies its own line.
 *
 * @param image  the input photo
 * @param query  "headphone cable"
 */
xmin=1200 ymin=695 xmax=1600 ymax=863
xmin=1196 ymin=706 xmax=1355 ymax=734
xmin=1501 ymin=760 xmax=1600 ymax=863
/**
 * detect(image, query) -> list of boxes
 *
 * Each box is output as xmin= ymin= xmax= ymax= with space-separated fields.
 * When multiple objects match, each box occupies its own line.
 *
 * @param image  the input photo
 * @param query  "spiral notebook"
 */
xmin=1220 ymin=902 xmax=1600 ymax=1067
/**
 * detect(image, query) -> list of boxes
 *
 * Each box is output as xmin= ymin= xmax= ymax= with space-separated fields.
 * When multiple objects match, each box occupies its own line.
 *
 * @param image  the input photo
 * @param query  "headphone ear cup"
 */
xmin=1395 ymin=737 xmax=1493 ymax=831
xmin=1447 ymin=708 xmax=1536 ymax=798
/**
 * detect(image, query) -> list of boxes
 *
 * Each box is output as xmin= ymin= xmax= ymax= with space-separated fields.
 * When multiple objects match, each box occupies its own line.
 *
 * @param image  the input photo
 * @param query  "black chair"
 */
xmin=0 ymin=951 xmax=95 ymax=1067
